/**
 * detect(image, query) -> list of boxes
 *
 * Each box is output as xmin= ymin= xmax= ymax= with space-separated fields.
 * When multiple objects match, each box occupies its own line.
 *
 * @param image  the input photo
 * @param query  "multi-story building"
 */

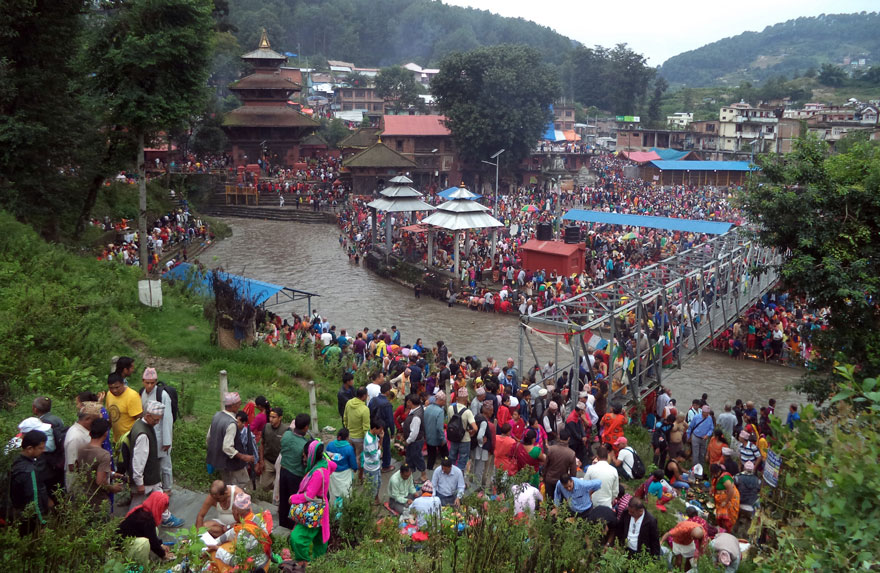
xmin=379 ymin=115 xmax=460 ymax=189
xmin=336 ymin=87 xmax=386 ymax=114
xmin=553 ymin=102 xmax=576 ymax=131
xmin=717 ymin=101 xmax=779 ymax=156
xmin=667 ymin=112 xmax=694 ymax=129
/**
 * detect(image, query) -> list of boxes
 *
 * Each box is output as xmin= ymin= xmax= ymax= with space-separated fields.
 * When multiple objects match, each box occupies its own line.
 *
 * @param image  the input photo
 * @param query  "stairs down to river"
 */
xmin=199 ymin=203 xmax=336 ymax=223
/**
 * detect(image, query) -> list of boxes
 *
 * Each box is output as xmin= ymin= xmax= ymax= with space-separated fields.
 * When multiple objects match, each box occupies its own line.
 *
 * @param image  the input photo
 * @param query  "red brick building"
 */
xmin=379 ymin=115 xmax=461 ymax=190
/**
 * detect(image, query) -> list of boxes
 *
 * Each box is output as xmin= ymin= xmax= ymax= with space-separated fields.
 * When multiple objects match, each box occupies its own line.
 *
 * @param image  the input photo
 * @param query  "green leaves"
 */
xmin=433 ymin=45 xmax=559 ymax=167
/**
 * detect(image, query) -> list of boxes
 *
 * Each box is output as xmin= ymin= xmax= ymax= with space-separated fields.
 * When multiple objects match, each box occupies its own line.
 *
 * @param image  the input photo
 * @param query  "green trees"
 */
xmin=0 ymin=0 xmax=95 ymax=238
xmin=568 ymin=44 xmax=655 ymax=115
xmin=91 ymin=0 xmax=214 ymax=274
xmin=756 ymin=365 xmax=880 ymax=571
xmin=432 ymin=45 xmax=559 ymax=167
xmin=375 ymin=65 xmax=424 ymax=114
xmin=817 ymin=63 xmax=847 ymax=87
xmin=745 ymin=135 xmax=880 ymax=401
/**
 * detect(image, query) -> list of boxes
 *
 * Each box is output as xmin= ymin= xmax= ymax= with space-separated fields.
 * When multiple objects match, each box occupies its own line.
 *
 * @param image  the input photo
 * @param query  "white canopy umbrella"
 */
xmin=366 ymin=175 xmax=435 ymax=254
xmin=421 ymin=184 xmax=503 ymax=277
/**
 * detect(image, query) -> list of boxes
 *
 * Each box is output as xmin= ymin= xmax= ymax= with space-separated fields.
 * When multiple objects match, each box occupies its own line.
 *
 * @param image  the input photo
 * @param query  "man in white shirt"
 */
xmin=410 ymin=480 xmax=442 ymax=528
xmin=366 ymin=371 xmax=384 ymax=405
xmin=140 ymin=368 xmax=174 ymax=492
xmin=611 ymin=437 xmax=635 ymax=480
xmin=64 ymin=402 xmax=100 ymax=489
xmin=431 ymin=458 xmax=465 ymax=507
xmin=617 ymin=497 xmax=660 ymax=556
xmin=584 ymin=445 xmax=619 ymax=508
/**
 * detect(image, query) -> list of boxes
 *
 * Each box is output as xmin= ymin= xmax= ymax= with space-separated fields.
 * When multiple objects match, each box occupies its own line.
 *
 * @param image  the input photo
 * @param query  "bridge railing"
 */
xmin=518 ymin=227 xmax=780 ymax=411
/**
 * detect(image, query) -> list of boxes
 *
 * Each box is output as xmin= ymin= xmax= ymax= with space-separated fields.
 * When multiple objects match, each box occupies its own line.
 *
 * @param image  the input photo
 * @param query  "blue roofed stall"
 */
xmin=640 ymin=160 xmax=758 ymax=186
xmin=562 ymin=210 xmax=733 ymax=235
xmin=163 ymin=263 xmax=319 ymax=314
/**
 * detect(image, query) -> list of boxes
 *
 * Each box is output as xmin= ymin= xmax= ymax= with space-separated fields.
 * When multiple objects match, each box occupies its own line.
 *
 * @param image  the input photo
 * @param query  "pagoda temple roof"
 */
xmin=229 ymin=73 xmax=301 ymax=92
xmin=300 ymin=133 xmax=328 ymax=146
xmin=223 ymin=106 xmax=319 ymax=128
xmin=338 ymin=128 xmax=379 ymax=149
xmin=241 ymin=29 xmax=287 ymax=62
xmin=342 ymin=141 xmax=416 ymax=169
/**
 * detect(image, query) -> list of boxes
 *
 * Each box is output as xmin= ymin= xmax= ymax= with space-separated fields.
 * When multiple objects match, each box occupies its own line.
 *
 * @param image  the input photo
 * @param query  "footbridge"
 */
xmin=518 ymin=227 xmax=781 ymax=411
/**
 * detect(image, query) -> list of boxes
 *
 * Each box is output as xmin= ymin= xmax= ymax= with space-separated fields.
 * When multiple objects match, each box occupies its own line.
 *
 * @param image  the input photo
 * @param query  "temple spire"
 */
xmin=259 ymin=28 xmax=271 ymax=50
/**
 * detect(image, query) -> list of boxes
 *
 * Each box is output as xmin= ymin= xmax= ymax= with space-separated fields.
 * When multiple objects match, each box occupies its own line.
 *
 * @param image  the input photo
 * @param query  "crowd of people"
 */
xmin=334 ymin=152 xmax=744 ymax=303
xmin=6 ymin=313 xmax=791 ymax=570
xmin=711 ymin=292 xmax=830 ymax=366
xmin=93 ymin=206 xmax=214 ymax=273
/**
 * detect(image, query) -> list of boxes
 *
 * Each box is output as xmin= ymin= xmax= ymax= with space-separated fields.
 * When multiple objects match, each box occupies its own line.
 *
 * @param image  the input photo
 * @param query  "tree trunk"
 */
xmin=137 ymin=131 xmax=148 ymax=277
xmin=165 ymin=136 xmax=172 ymax=190
xmin=75 ymin=173 xmax=106 ymax=239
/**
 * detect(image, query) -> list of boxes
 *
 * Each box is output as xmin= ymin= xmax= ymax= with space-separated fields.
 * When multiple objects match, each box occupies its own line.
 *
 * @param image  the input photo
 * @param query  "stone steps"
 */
xmin=199 ymin=204 xmax=335 ymax=223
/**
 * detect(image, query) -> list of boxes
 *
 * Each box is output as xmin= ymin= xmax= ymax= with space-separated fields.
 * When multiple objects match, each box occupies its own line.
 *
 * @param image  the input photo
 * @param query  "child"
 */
xmin=646 ymin=469 xmax=677 ymax=512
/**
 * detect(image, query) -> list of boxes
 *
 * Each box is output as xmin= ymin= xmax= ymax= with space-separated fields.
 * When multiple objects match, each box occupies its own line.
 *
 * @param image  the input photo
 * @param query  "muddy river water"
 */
xmin=205 ymin=218 xmax=804 ymax=410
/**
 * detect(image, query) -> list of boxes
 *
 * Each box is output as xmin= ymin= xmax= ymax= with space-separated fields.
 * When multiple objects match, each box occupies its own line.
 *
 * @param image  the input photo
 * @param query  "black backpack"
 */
xmin=446 ymin=404 xmax=466 ymax=442
xmin=139 ymin=382 xmax=180 ymax=423
xmin=625 ymin=446 xmax=646 ymax=479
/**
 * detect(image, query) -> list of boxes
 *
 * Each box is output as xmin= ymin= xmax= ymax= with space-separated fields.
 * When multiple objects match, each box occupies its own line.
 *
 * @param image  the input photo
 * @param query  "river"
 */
xmin=205 ymin=218 xmax=804 ymax=410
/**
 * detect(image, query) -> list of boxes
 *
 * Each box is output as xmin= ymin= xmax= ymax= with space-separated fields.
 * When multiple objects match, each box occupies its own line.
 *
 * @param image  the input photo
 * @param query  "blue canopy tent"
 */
xmin=163 ymin=263 xmax=319 ymax=313
xmin=562 ymin=209 xmax=733 ymax=235
xmin=438 ymin=186 xmax=482 ymax=200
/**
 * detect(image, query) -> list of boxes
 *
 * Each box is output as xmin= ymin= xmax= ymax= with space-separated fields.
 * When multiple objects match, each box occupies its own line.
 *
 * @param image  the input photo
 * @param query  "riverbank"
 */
xmin=0 ymin=212 xmax=344 ymax=494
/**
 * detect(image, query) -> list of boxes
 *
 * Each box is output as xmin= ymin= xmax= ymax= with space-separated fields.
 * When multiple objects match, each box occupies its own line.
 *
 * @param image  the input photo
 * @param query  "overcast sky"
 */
xmin=442 ymin=0 xmax=878 ymax=65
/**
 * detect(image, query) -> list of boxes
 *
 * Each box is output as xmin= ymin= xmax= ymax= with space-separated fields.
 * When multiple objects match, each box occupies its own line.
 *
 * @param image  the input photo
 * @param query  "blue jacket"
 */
xmin=423 ymin=404 xmax=446 ymax=446
xmin=326 ymin=440 xmax=358 ymax=472
xmin=369 ymin=394 xmax=395 ymax=436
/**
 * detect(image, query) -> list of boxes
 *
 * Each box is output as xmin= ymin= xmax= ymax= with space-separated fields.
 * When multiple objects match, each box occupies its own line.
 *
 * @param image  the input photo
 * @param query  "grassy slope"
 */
xmin=0 ymin=211 xmax=341 ymax=492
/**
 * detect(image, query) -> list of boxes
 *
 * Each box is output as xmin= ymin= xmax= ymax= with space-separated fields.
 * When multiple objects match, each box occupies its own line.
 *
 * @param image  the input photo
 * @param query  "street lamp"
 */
xmin=481 ymin=148 xmax=505 ymax=216
xmin=481 ymin=148 xmax=505 ymax=271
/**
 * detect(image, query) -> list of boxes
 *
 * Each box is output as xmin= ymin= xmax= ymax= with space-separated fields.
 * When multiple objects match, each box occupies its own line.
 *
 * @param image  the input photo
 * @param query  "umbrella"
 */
xmin=621 ymin=232 xmax=640 ymax=240
xmin=521 ymin=205 xmax=539 ymax=213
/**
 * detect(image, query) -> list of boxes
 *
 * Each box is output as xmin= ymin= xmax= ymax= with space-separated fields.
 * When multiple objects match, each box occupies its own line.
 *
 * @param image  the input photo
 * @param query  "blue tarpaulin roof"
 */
xmin=438 ymin=186 xmax=481 ymax=200
xmin=163 ymin=263 xmax=318 ymax=306
xmin=650 ymin=148 xmax=692 ymax=161
xmin=648 ymin=160 xmax=756 ymax=172
xmin=562 ymin=209 xmax=733 ymax=235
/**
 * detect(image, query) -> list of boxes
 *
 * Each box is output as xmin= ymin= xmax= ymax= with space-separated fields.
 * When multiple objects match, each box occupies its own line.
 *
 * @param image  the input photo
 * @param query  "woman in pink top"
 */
xmin=289 ymin=441 xmax=337 ymax=562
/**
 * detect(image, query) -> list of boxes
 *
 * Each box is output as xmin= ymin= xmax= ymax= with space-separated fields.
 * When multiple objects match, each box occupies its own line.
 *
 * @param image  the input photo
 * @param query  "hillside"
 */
xmin=660 ymin=12 xmax=880 ymax=86
xmin=227 ymin=0 xmax=576 ymax=67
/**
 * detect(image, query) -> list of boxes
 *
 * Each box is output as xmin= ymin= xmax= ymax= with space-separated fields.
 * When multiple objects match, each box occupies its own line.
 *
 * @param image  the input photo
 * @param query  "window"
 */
xmin=343 ymin=103 xmax=352 ymax=111
xmin=565 ymin=110 xmax=573 ymax=117
xmin=396 ymin=140 xmax=403 ymax=151
xmin=355 ymin=90 xmax=365 ymax=98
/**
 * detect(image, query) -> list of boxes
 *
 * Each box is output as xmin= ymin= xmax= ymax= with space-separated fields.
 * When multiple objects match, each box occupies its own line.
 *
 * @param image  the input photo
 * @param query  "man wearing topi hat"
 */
xmin=207 ymin=392 xmax=253 ymax=491
xmin=130 ymin=400 xmax=184 ymax=526
xmin=140 ymin=367 xmax=174 ymax=493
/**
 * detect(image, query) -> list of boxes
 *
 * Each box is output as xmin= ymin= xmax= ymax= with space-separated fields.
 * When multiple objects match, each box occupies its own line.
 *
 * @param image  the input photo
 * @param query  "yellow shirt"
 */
xmin=106 ymin=386 xmax=143 ymax=441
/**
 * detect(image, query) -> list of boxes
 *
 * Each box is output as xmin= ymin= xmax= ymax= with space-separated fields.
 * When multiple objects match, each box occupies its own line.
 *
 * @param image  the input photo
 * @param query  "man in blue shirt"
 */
xmin=686 ymin=405 xmax=715 ymax=470
xmin=325 ymin=427 xmax=358 ymax=503
xmin=553 ymin=474 xmax=602 ymax=519
xmin=391 ymin=325 xmax=401 ymax=346
xmin=785 ymin=404 xmax=800 ymax=429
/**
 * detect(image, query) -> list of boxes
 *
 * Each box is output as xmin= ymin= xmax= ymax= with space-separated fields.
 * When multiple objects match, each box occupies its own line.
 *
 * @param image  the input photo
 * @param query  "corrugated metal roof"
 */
xmin=621 ymin=151 xmax=661 ymax=163
xmin=520 ymin=240 xmax=584 ymax=256
xmin=648 ymin=160 xmax=757 ymax=172
xmin=562 ymin=209 xmax=732 ymax=235
xmin=381 ymin=115 xmax=450 ymax=137
xmin=421 ymin=211 xmax=504 ymax=230
xmin=241 ymin=48 xmax=287 ymax=61
xmin=367 ymin=197 xmax=436 ymax=212
xmin=650 ymin=148 xmax=694 ymax=160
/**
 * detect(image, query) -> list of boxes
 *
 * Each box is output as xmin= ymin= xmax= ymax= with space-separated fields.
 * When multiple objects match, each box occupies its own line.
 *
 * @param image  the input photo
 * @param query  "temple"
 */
xmin=223 ymin=30 xmax=319 ymax=167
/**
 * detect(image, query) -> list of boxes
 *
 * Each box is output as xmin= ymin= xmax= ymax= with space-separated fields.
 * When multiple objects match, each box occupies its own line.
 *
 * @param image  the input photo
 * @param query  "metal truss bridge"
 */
xmin=518 ymin=228 xmax=781 ymax=411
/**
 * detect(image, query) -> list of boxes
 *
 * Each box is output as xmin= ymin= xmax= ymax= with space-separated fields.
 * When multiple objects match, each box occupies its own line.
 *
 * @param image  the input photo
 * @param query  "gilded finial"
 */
xmin=259 ymin=28 xmax=271 ymax=50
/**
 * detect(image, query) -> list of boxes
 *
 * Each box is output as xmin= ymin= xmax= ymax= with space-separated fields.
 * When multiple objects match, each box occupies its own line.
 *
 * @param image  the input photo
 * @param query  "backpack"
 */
xmin=116 ymin=431 xmax=133 ymax=476
xmin=446 ymin=404 xmax=466 ymax=443
xmin=139 ymin=382 xmax=180 ymax=423
xmin=624 ymin=446 xmax=646 ymax=479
